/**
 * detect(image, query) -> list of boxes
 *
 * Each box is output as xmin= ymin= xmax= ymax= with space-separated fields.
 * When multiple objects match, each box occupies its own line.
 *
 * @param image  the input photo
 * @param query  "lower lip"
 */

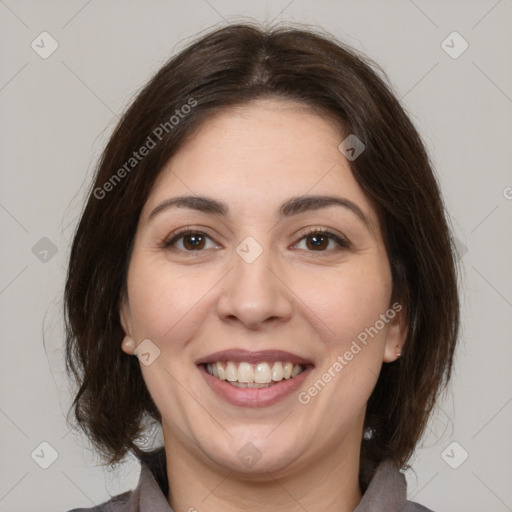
xmin=198 ymin=365 xmax=313 ymax=407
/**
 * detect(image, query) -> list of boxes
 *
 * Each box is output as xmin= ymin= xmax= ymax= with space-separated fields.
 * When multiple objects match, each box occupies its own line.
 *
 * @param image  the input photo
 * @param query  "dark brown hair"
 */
xmin=64 ymin=21 xmax=459 ymax=474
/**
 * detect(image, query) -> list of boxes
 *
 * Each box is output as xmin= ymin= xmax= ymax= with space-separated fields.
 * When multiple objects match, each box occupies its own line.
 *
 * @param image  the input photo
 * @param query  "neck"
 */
xmin=163 ymin=429 xmax=363 ymax=512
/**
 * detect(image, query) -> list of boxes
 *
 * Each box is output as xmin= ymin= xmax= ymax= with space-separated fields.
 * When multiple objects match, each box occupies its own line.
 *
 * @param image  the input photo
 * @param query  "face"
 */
xmin=120 ymin=98 xmax=406 ymax=478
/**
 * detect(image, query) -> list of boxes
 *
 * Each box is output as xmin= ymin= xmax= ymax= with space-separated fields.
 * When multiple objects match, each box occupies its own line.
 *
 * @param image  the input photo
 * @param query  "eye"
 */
xmin=163 ymin=228 xmax=220 ymax=252
xmin=293 ymin=228 xmax=350 ymax=252
xmin=162 ymin=227 xmax=350 ymax=253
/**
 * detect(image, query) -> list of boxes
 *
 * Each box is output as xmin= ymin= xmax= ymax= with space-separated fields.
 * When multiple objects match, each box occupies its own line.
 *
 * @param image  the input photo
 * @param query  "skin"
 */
xmin=120 ymin=98 xmax=407 ymax=512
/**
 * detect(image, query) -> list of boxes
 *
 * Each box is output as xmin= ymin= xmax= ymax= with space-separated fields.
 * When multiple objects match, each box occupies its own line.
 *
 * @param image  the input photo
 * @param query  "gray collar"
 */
xmin=100 ymin=450 xmax=430 ymax=512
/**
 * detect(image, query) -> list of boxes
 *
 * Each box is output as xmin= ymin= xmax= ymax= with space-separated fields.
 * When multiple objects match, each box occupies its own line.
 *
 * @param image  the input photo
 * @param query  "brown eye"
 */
xmin=164 ymin=229 xmax=219 ymax=252
xmin=305 ymin=233 xmax=330 ymax=251
xmin=182 ymin=233 xmax=206 ymax=250
xmin=295 ymin=229 xmax=350 ymax=252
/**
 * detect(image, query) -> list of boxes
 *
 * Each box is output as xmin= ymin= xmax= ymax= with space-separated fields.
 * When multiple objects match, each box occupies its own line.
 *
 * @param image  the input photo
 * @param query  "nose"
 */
xmin=215 ymin=244 xmax=294 ymax=330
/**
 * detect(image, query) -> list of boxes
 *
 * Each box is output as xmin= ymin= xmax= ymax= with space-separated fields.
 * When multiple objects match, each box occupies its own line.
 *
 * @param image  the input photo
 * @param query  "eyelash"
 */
xmin=297 ymin=227 xmax=351 ymax=251
xmin=162 ymin=227 xmax=351 ymax=253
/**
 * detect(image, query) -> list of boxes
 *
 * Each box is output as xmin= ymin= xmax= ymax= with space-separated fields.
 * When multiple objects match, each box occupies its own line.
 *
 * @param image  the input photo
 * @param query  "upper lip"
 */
xmin=196 ymin=349 xmax=314 ymax=366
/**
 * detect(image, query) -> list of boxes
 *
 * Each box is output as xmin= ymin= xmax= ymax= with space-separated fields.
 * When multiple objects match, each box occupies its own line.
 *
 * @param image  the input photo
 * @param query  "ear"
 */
xmin=119 ymin=295 xmax=136 ymax=355
xmin=383 ymin=303 xmax=408 ymax=363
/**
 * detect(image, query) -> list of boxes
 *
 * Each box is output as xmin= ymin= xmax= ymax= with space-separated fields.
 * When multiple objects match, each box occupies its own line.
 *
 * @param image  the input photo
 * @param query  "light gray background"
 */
xmin=1 ymin=1 xmax=511 ymax=511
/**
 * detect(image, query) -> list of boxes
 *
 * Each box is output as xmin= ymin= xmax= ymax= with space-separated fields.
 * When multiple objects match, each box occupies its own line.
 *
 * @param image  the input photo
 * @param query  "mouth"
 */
xmin=202 ymin=361 xmax=307 ymax=388
xmin=196 ymin=349 xmax=314 ymax=407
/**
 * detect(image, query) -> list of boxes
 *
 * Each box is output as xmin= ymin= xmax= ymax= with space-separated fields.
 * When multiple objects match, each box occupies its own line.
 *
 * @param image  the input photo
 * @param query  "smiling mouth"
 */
xmin=203 ymin=361 xmax=308 ymax=388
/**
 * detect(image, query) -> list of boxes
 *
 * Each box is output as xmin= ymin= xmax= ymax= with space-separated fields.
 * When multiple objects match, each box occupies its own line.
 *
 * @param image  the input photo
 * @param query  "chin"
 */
xmin=199 ymin=429 xmax=308 ymax=478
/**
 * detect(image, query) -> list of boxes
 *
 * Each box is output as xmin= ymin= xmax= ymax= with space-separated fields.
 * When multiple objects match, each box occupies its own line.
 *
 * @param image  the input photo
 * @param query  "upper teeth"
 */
xmin=206 ymin=361 xmax=305 ymax=385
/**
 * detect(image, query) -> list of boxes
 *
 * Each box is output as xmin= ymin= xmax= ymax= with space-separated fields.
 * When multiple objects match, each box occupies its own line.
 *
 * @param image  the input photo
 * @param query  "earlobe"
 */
xmin=119 ymin=297 xmax=135 ymax=355
xmin=383 ymin=307 xmax=408 ymax=363
xmin=383 ymin=343 xmax=402 ymax=363
xmin=121 ymin=337 xmax=135 ymax=355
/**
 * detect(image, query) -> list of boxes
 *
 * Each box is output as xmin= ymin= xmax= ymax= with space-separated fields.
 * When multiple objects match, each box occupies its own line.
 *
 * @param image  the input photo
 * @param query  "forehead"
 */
xmin=143 ymin=99 xmax=378 ymax=227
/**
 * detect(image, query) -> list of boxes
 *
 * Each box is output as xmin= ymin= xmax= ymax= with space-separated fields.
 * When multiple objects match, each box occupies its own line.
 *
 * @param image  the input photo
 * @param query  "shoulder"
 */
xmin=64 ymin=448 xmax=168 ymax=512
xmin=401 ymin=502 xmax=435 ymax=512
xmin=357 ymin=459 xmax=437 ymax=512
xmin=65 ymin=489 xmax=134 ymax=511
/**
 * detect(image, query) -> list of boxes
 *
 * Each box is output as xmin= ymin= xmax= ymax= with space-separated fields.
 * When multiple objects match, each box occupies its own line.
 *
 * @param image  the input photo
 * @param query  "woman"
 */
xmin=65 ymin=21 xmax=459 ymax=512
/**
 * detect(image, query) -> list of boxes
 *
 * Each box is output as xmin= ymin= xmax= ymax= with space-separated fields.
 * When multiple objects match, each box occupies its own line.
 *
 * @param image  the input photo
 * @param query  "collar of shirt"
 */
xmin=78 ymin=448 xmax=432 ymax=512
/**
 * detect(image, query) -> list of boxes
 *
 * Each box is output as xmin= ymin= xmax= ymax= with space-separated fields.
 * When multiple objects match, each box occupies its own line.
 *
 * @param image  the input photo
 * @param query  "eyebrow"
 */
xmin=148 ymin=194 xmax=372 ymax=231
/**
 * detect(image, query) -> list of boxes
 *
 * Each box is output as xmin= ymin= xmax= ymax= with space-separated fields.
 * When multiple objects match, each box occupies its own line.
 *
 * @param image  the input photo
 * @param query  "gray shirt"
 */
xmin=68 ymin=449 xmax=433 ymax=512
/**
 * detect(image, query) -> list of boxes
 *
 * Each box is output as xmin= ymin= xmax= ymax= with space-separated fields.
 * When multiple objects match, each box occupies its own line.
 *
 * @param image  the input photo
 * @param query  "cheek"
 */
xmin=293 ymin=258 xmax=392 ymax=348
xmin=127 ymin=272 xmax=176 ymax=339
xmin=126 ymin=254 xmax=219 ymax=344
xmin=295 ymin=265 xmax=393 ymax=425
